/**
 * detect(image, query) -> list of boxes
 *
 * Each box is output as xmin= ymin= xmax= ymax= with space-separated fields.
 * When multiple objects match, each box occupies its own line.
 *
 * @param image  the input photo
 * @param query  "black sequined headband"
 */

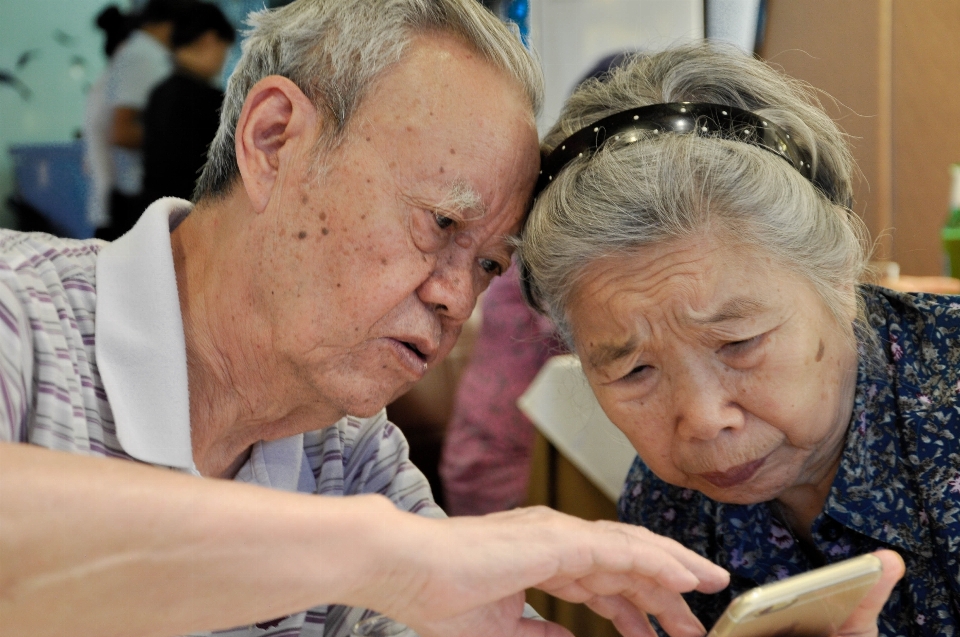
xmin=521 ymin=102 xmax=828 ymax=314
xmin=534 ymin=102 xmax=817 ymax=199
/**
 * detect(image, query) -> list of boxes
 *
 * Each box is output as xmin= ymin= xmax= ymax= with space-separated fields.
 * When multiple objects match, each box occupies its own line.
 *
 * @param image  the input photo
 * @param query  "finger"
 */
xmin=586 ymin=595 xmax=659 ymax=637
xmin=539 ymin=572 xmax=683 ymax=608
xmin=543 ymin=528 xmax=707 ymax=594
xmin=837 ymin=550 xmax=905 ymax=637
xmin=539 ymin=578 xmax=595 ymax=604
xmin=620 ymin=581 xmax=706 ymax=637
xmin=608 ymin=523 xmax=730 ymax=593
xmin=548 ymin=571 xmax=705 ymax=637
xmin=542 ymin=570 xmax=693 ymax=605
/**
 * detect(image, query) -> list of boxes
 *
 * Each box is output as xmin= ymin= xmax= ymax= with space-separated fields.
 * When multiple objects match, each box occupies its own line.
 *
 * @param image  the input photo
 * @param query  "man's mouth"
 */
xmin=386 ymin=337 xmax=434 ymax=379
xmin=399 ymin=340 xmax=427 ymax=361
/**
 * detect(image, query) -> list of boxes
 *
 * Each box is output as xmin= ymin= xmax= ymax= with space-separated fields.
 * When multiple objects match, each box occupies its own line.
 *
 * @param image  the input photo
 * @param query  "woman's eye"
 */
xmin=434 ymin=213 xmax=455 ymax=230
xmin=723 ymin=334 xmax=763 ymax=353
xmin=479 ymin=258 xmax=502 ymax=276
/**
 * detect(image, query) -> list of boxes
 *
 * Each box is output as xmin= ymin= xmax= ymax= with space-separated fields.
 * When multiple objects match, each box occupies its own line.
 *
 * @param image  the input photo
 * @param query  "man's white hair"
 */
xmin=195 ymin=0 xmax=542 ymax=201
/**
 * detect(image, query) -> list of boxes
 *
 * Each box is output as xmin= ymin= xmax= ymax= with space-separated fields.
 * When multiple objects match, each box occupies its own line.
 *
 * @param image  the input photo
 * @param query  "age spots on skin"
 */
xmin=449 ymin=148 xmax=456 ymax=155
xmin=322 ymin=228 xmax=330 ymax=236
xmin=381 ymin=258 xmax=387 ymax=266
xmin=297 ymin=231 xmax=307 ymax=240
xmin=815 ymin=339 xmax=825 ymax=362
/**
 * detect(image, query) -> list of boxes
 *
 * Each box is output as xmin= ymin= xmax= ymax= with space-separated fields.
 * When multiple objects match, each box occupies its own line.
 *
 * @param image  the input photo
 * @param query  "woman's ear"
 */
xmin=234 ymin=75 xmax=319 ymax=213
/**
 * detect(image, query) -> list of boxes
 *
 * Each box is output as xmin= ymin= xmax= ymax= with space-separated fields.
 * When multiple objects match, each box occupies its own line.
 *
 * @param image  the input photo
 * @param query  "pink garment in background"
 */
xmin=439 ymin=265 xmax=564 ymax=516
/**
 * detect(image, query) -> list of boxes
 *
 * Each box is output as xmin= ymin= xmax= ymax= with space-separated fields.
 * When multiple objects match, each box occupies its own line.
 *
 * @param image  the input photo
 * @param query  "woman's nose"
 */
xmin=670 ymin=364 xmax=743 ymax=442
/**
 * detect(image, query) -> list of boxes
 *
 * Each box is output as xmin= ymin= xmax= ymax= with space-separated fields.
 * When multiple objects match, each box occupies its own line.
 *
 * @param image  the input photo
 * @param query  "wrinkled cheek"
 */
xmin=436 ymin=325 xmax=463 ymax=360
xmin=620 ymin=418 xmax=680 ymax=480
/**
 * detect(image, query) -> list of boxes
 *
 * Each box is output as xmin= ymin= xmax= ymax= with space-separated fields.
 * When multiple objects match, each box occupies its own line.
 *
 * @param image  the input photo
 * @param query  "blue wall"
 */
xmin=0 ymin=0 xmax=264 ymax=231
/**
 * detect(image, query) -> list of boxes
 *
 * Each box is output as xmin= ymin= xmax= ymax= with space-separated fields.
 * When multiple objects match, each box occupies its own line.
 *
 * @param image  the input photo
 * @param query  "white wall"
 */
xmin=530 ymin=0 xmax=704 ymax=133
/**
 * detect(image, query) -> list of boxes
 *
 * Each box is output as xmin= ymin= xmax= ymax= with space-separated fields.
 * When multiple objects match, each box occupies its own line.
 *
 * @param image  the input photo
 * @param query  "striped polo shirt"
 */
xmin=0 ymin=198 xmax=442 ymax=637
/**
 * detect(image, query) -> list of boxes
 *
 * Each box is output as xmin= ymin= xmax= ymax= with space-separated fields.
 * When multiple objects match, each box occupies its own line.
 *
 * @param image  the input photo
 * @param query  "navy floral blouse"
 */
xmin=618 ymin=286 xmax=960 ymax=637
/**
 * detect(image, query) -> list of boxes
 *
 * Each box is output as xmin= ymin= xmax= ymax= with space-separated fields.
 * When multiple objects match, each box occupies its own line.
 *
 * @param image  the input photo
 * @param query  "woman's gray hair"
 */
xmin=518 ymin=41 xmax=872 ymax=351
xmin=195 ymin=0 xmax=542 ymax=201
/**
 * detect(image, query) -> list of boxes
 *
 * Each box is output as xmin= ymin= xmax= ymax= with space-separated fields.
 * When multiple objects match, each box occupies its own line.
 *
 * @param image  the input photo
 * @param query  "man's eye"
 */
xmin=479 ymin=258 xmax=502 ymax=276
xmin=434 ymin=213 xmax=455 ymax=230
xmin=622 ymin=365 xmax=650 ymax=381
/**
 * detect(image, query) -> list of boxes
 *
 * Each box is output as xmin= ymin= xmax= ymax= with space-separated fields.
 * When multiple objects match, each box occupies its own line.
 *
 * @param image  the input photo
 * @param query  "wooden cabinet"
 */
xmin=760 ymin=0 xmax=960 ymax=276
xmin=525 ymin=432 xmax=620 ymax=637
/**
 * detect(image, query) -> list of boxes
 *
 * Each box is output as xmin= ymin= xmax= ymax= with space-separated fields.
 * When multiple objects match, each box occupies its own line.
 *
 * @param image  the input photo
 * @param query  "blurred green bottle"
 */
xmin=944 ymin=163 xmax=960 ymax=279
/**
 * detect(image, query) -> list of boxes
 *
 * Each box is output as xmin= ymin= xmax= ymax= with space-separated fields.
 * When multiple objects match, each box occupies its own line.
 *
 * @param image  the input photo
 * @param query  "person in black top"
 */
xmin=142 ymin=2 xmax=235 ymax=204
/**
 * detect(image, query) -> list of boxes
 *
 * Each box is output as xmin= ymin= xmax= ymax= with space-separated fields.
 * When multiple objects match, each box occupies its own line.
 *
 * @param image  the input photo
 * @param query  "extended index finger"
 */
xmin=587 ymin=521 xmax=730 ymax=594
xmin=617 ymin=523 xmax=730 ymax=593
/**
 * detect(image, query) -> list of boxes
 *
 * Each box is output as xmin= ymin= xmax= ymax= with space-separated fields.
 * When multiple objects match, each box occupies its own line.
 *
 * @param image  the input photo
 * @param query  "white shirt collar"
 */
xmin=94 ymin=198 xmax=316 ymax=493
xmin=96 ymin=198 xmax=194 ymax=470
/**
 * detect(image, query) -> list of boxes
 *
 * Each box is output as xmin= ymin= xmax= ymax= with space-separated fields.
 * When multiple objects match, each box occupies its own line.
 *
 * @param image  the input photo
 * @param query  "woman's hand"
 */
xmin=835 ymin=550 xmax=905 ymax=637
xmin=357 ymin=505 xmax=730 ymax=637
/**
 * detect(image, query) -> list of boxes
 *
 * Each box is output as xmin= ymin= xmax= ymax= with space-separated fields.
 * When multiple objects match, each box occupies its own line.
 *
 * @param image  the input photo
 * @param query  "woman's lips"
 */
xmin=699 ymin=455 xmax=767 ymax=489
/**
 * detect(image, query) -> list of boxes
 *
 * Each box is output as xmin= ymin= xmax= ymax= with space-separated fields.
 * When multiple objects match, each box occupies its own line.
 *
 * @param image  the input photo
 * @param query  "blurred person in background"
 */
xmin=83 ymin=5 xmax=134 ymax=233
xmin=439 ymin=263 xmax=563 ymax=515
xmin=142 ymin=2 xmax=235 ymax=203
xmin=98 ymin=0 xmax=191 ymax=240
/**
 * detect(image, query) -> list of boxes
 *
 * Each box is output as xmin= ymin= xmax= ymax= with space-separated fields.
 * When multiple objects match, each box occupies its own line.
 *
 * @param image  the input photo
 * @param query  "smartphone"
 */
xmin=706 ymin=554 xmax=883 ymax=637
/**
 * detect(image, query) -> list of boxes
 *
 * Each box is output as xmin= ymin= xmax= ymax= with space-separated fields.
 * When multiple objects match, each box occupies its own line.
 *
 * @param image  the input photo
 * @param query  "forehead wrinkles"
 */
xmin=572 ymin=243 xmax=721 ymax=352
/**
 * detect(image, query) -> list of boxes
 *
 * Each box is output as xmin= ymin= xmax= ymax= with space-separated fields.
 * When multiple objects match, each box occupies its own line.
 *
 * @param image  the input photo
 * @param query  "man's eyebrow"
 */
xmin=436 ymin=179 xmax=486 ymax=218
xmin=692 ymin=297 xmax=768 ymax=325
xmin=587 ymin=337 xmax=639 ymax=370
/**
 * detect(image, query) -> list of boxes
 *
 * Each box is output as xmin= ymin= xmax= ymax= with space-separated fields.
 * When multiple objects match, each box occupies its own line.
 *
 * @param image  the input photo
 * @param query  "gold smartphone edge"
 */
xmin=706 ymin=554 xmax=883 ymax=636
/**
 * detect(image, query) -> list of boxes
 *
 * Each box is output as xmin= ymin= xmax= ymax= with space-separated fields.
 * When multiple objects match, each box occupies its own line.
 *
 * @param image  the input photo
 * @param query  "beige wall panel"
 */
xmin=890 ymin=0 xmax=960 ymax=275
xmin=760 ymin=0 xmax=891 ymax=255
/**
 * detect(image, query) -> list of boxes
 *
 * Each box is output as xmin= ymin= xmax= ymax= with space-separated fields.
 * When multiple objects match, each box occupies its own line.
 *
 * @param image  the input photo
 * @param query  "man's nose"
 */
xmin=670 ymin=362 xmax=744 ymax=442
xmin=416 ymin=254 xmax=477 ymax=325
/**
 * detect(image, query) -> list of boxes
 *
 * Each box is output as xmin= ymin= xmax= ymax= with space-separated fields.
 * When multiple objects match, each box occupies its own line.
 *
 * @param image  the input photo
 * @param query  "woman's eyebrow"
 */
xmin=692 ymin=297 xmax=768 ymax=325
xmin=587 ymin=337 xmax=639 ymax=370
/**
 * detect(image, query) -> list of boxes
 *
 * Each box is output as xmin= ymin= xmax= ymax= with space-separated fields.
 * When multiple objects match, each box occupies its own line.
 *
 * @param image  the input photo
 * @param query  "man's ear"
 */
xmin=234 ymin=75 xmax=319 ymax=213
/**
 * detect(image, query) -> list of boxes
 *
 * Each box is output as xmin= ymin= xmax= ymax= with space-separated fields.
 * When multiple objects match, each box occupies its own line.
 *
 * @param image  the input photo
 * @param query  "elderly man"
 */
xmin=0 ymin=2 xmax=729 ymax=637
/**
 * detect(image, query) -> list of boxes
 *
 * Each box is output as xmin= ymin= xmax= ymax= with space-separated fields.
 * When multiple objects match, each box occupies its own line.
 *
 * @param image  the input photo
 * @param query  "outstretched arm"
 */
xmin=0 ymin=442 xmax=728 ymax=637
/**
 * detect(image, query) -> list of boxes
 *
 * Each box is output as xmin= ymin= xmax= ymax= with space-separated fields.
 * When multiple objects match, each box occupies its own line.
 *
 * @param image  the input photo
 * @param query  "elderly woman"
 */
xmin=519 ymin=42 xmax=958 ymax=636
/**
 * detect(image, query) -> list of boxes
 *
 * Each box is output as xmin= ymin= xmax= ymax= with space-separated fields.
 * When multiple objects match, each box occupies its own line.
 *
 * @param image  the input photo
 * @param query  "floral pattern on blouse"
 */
xmin=618 ymin=285 xmax=960 ymax=637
